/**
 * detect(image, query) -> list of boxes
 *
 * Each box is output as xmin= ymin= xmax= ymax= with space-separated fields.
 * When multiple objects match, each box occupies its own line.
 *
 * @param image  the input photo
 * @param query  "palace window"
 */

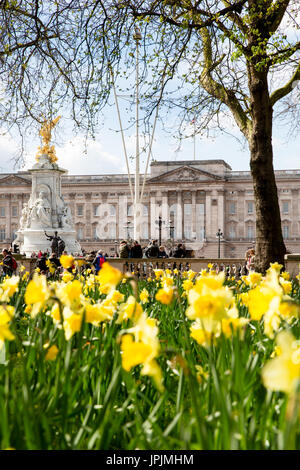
xmin=93 ymin=225 xmax=99 ymax=240
xmin=228 ymin=225 xmax=236 ymax=239
xmin=12 ymin=206 xmax=18 ymax=217
xmin=127 ymin=204 xmax=133 ymax=216
xmin=184 ymin=226 xmax=191 ymax=239
xmin=246 ymin=225 xmax=254 ymax=239
xmin=143 ymin=204 xmax=148 ymax=217
xmin=283 ymin=225 xmax=289 ymax=239
xmin=184 ymin=204 xmax=192 ymax=216
xmin=0 ymin=207 xmax=5 ymax=217
xmin=110 ymin=205 xmax=116 ymax=216
xmin=93 ymin=205 xmax=99 ymax=216
xmin=108 ymin=222 xmax=116 ymax=238
xmin=77 ymin=227 xmax=84 ymax=239
xmin=229 ymin=202 xmax=236 ymax=215
xmin=0 ymin=228 xmax=5 ymax=241
xmin=77 ymin=205 xmax=84 ymax=216
xmin=282 ymin=201 xmax=289 ymax=214
xmin=247 ymin=201 xmax=254 ymax=214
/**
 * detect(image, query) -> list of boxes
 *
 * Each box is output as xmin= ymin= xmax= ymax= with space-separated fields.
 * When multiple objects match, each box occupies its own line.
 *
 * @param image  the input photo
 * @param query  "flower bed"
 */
xmin=0 ymin=260 xmax=300 ymax=450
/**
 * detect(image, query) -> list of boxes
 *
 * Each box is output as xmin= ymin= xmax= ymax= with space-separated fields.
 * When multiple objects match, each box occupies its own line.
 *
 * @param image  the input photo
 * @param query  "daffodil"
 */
xmin=24 ymin=273 xmax=50 ymax=317
xmin=262 ymin=330 xmax=300 ymax=395
xmin=118 ymin=295 xmax=143 ymax=323
xmin=139 ymin=288 xmax=149 ymax=304
xmin=97 ymin=262 xmax=122 ymax=287
xmin=44 ymin=344 xmax=59 ymax=361
xmin=155 ymin=286 xmax=174 ymax=305
xmin=0 ymin=275 xmax=20 ymax=302
xmin=182 ymin=279 xmax=193 ymax=291
xmin=120 ymin=313 xmax=163 ymax=391
xmin=60 ymin=254 xmax=74 ymax=269
xmin=0 ymin=305 xmax=15 ymax=349
xmin=61 ymin=271 xmax=74 ymax=283
xmin=55 ymin=279 xmax=84 ymax=313
xmin=85 ymin=303 xmax=114 ymax=325
xmin=63 ymin=307 xmax=82 ymax=340
xmin=190 ymin=320 xmax=215 ymax=348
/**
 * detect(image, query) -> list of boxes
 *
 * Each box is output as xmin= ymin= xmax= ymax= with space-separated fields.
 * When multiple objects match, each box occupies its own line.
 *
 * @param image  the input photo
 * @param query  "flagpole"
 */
xmin=133 ymin=26 xmax=142 ymax=242
xmin=193 ymin=118 xmax=196 ymax=160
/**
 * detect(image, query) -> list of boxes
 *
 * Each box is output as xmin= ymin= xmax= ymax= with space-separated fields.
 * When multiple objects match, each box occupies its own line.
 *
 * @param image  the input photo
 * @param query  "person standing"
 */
xmin=93 ymin=250 xmax=106 ymax=274
xmin=172 ymin=243 xmax=186 ymax=258
xmin=158 ymin=246 xmax=168 ymax=258
xmin=119 ymin=240 xmax=130 ymax=259
xmin=2 ymin=249 xmax=16 ymax=276
xmin=130 ymin=240 xmax=143 ymax=258
xmin=37 ymin=252 xmax=49 ymax=275
xmin=145 ymin=240 xmax=160 ymax=258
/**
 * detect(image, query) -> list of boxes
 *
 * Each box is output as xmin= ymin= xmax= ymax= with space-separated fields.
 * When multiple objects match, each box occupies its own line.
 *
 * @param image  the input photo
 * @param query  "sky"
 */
xmin=0 ymin=101 xmax=299 ymax=178
xmin=0 ymin=6 xmax=299 ymax=178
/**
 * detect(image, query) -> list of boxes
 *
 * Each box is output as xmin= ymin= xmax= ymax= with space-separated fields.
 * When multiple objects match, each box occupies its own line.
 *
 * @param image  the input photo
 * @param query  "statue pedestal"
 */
xmin=20 ymin=229 xmax=81 ymax=257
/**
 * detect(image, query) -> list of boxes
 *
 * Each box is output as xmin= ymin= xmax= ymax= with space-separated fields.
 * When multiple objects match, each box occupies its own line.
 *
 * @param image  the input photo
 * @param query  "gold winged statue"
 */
xmin=36 ymin=115 xmax=61 ymax=163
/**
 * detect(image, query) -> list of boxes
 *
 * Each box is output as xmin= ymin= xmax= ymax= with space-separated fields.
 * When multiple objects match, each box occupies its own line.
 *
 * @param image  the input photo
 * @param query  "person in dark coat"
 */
xmin=119 ymin=241 xmax=130 ymax=259
xmin=2 ymin=249 xmax=14 ymax=276
xmin=145 ymin=240 xmax=159 ymax=258
xmin=172 ymin=243 xmax=186 ymax=258
xmin=37 ymin=252 xmax=49 ymax=274
xmin=130 ymin=241 xmax=143 ymax=258
xmin=158 ymin=246 xmax=168 ymax=258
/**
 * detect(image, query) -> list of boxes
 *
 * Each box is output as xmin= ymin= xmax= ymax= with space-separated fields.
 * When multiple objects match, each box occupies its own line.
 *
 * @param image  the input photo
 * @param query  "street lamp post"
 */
xmin=216 ymin=229 xmax=223 ymax=259
xmin=155 ymin=216 xmax=165 ymax=246
xmin=114 ymin=240 xmax=118 ymax=257
xmin=124 ymin=221 xmax=132 ymax=241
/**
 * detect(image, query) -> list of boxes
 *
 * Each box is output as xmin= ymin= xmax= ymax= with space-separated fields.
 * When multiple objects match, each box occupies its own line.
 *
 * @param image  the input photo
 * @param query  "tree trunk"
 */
xmin=248 ymin=67 xmax=286 ymax=273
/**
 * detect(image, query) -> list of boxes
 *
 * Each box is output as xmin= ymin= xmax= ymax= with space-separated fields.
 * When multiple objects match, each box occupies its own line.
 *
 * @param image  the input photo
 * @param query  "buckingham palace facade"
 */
xmin=0 ymin=159 xmax=299 ymax=257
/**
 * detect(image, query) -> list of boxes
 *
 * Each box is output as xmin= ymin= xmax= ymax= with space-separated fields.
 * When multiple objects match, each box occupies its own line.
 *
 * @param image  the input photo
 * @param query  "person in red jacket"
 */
xmin=92 ymin=250 xmax=106 ymax=274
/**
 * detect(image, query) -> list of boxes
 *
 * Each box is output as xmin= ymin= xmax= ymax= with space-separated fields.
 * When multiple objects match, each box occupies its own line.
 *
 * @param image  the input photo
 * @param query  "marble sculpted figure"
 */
xmin=31 ymin=191 xmax=52 ymax=227
xmin=19 ymin=203 xmax=29 ymax=229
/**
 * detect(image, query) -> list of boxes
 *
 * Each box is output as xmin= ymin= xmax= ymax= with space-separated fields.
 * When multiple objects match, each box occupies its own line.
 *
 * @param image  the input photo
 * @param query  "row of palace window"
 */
xmin=228 ymin=224 xmax=291 ymax=240
xmin=76 ymin=201 xmax=291 ymax=218
xmin=0 ymin=206 xmax=19 ymax=218
xmin=0 ymin=200 xmax=292 ymax=219
xmin=228 ymin=201 xmax=291 ymax=215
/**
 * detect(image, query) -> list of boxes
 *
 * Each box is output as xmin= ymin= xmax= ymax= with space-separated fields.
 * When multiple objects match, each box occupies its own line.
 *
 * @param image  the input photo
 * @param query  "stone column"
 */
xmin=118 ymin=193 xmax=127 ymax=240
xmin=191 ymin=191 xmax=196 ymax=239
xmin=176 ymin=190 xmax=182 ymax=240
xmin=85 ymin=192 xmax=92 ymax=239
xmin=217 ymin=190 xmax=225 ymax=234
xmin=162 ymin=191 xmax=169 ymax=240
xmin=291 ymin=189 xmax=298 ymax=237
xmin=150 ymin=192 xmax=157 ymax=239
xmin=205 ymin=192 xmax=212 ymax=240
xmin=237 ymin=190 xmax=245 ymax=238
xmin=6 ymin=195 xmax=11 ymax=241
xmin=116 ymin=198 xmax=120 ymax=240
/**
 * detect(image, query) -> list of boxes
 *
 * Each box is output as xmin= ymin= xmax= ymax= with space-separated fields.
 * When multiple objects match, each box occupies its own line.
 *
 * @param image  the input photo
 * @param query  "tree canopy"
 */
xmin=0 ymin=0 xmax=299 ymax=270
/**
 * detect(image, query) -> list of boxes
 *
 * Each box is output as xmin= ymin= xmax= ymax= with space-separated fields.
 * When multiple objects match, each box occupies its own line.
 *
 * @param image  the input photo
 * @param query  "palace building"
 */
xmin=0 ymin=159 xmax=299 ymax=257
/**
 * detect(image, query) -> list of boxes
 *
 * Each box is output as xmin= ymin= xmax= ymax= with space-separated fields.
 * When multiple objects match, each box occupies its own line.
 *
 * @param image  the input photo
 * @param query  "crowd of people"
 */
xmin=0 ymin=240 xmax=189 ymax=277
xmin=118 ymin=240 xmax=187 ymax=259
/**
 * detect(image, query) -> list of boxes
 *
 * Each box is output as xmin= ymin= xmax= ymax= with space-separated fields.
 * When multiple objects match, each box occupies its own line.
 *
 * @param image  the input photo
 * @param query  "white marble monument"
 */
xmin=14 ymin=118 xmax=81 ymax=257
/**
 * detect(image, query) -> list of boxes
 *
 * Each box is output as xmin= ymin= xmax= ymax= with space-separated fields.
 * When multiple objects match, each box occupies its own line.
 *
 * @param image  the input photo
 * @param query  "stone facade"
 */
xmin=0 ymin=159 xmax=299 ymax=257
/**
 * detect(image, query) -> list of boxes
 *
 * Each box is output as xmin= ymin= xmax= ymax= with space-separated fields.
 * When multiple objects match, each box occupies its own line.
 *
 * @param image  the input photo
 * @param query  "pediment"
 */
xmin=0 ymin=174 xmax=31 ymax=186
xmin=148 ymin=165 xmax=223 ymax=183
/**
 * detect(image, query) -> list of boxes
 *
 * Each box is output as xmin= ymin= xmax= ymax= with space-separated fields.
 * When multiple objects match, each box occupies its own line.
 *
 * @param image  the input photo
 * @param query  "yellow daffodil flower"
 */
xmin=262 ymin=330 xmax=300 ymax=395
